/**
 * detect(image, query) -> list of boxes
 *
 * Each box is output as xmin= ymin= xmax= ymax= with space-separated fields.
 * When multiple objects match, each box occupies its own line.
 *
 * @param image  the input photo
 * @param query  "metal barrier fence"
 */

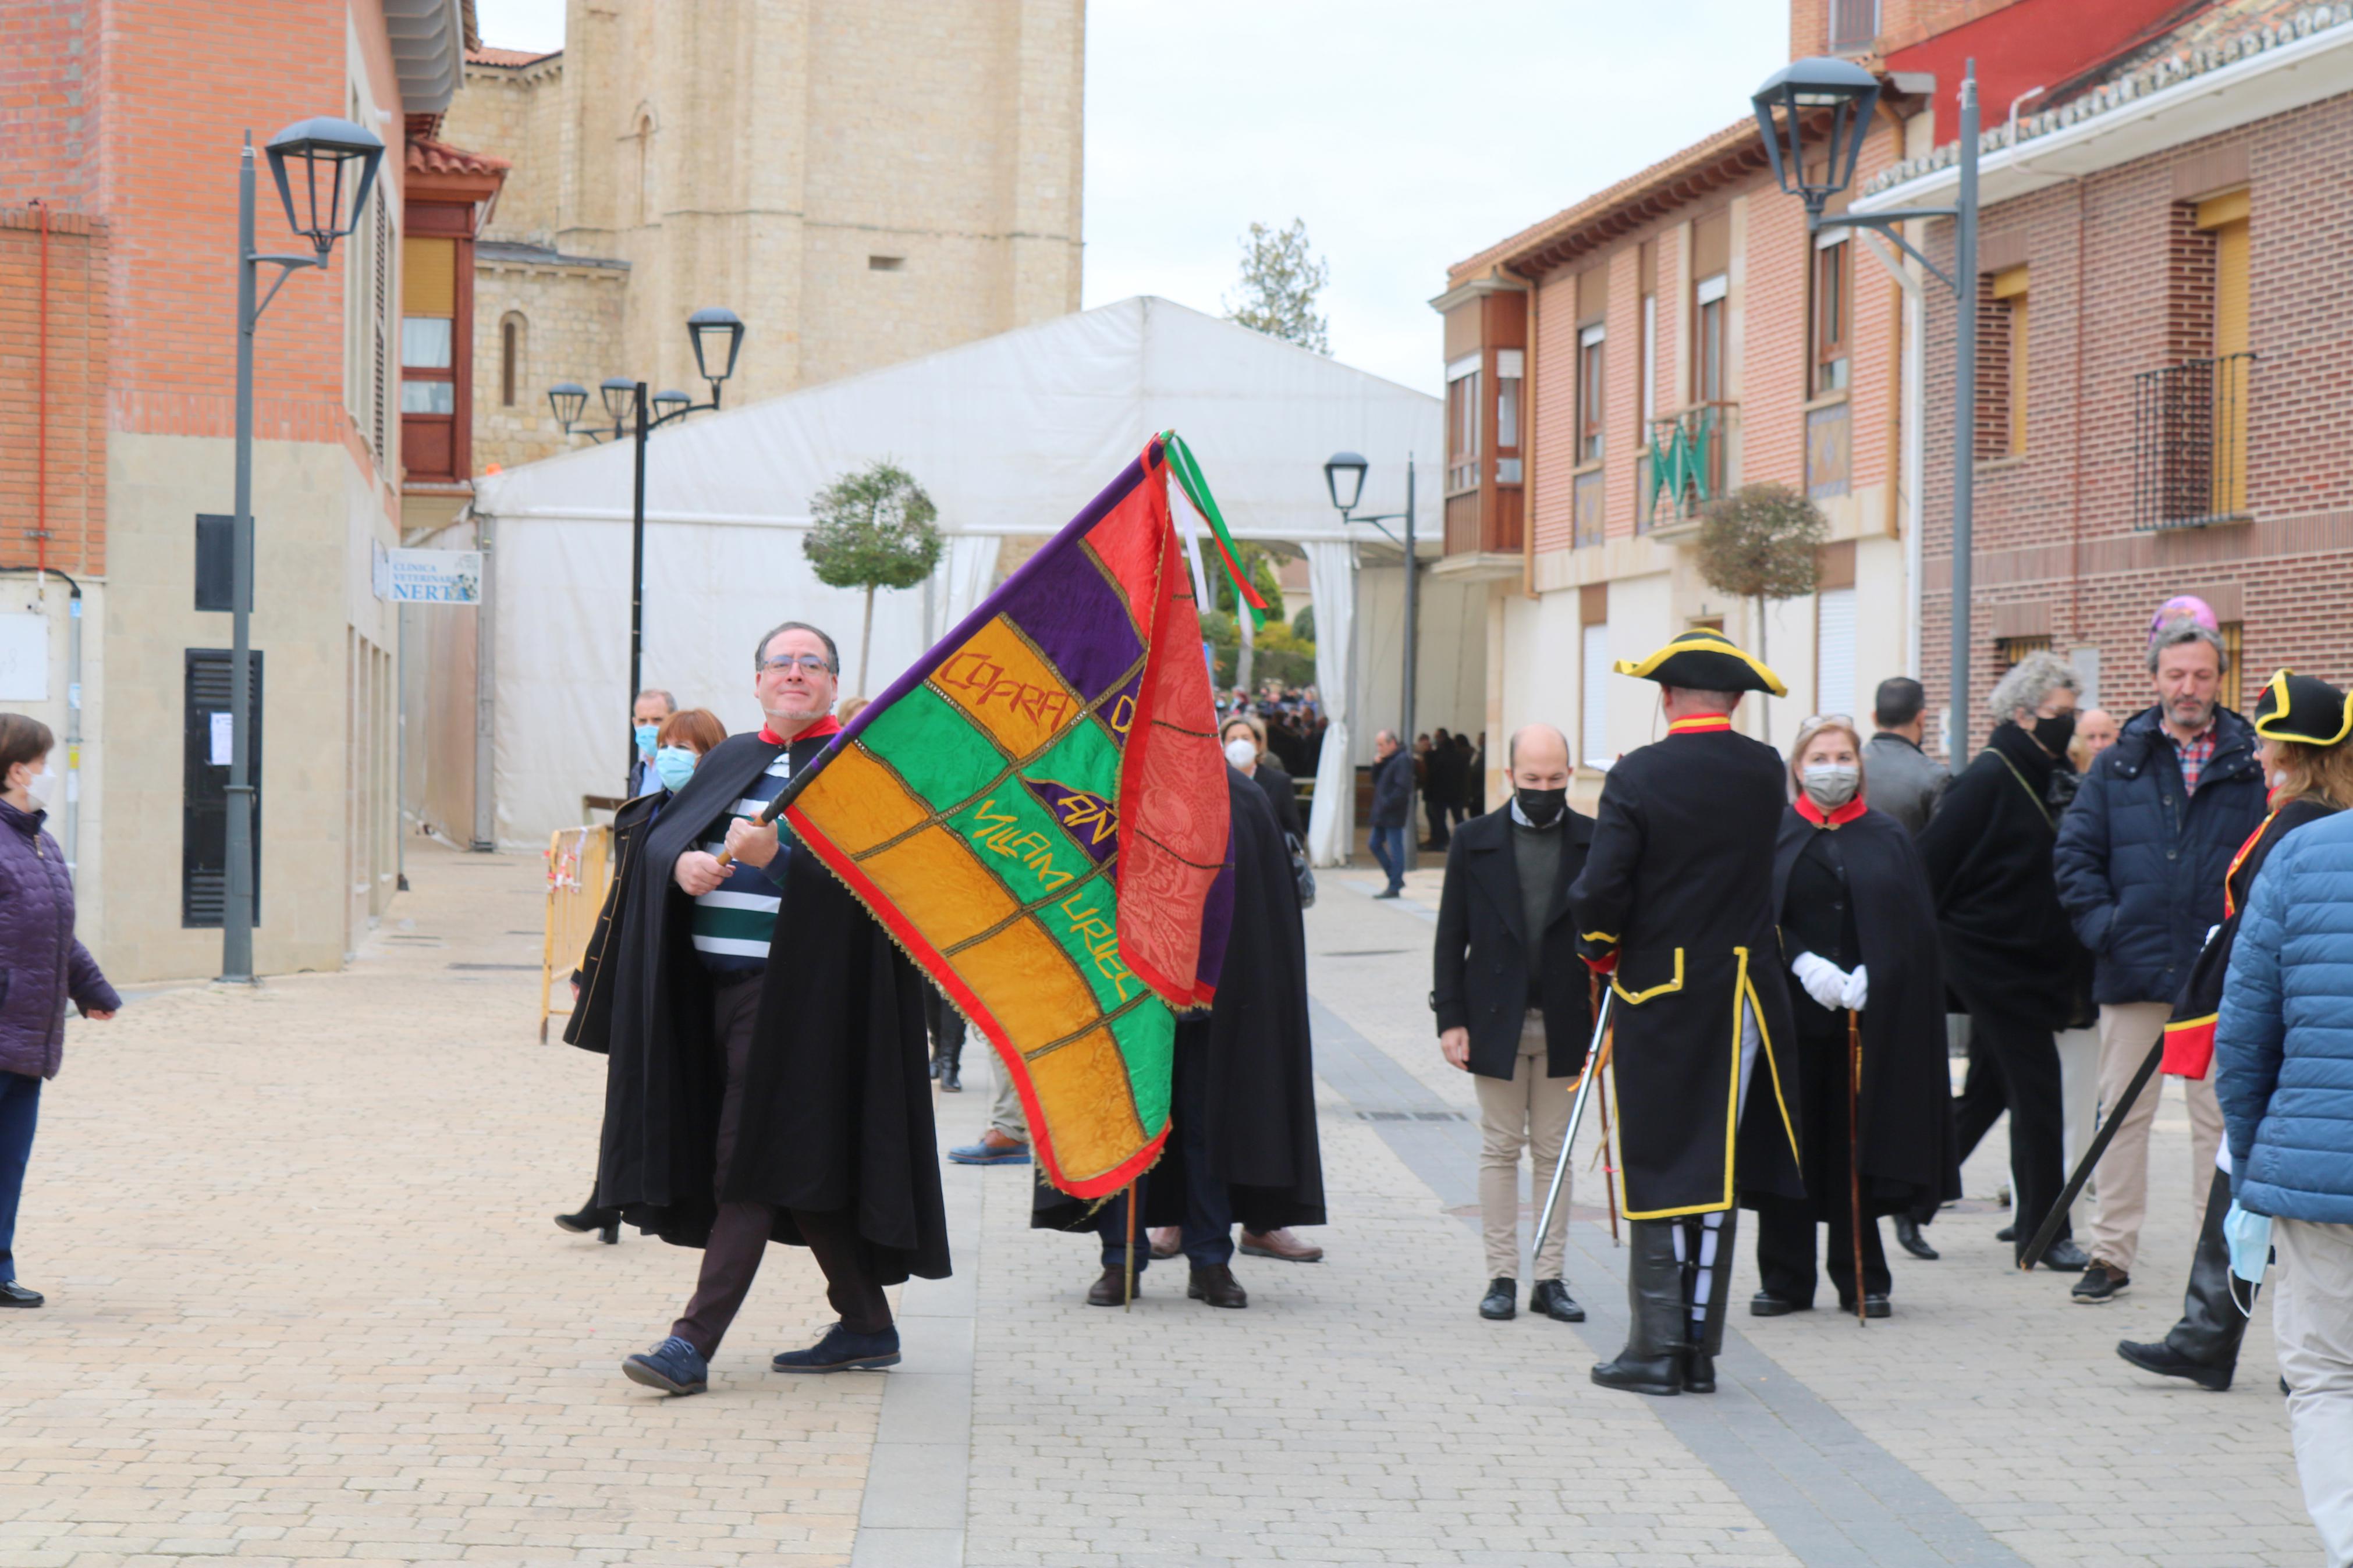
xmin=540 ymin=824 xmax=612 ymax=1041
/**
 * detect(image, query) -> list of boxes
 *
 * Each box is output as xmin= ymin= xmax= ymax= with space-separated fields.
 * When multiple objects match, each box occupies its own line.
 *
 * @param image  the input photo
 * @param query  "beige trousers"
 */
xmin=2275 ymin=1217 xmax=2353 ymax=1566
xmin=2085 ymin=1000 xmax=2225 ymax=1275
xmin=1475 ymin=1012 xmax=1574 ymax=1281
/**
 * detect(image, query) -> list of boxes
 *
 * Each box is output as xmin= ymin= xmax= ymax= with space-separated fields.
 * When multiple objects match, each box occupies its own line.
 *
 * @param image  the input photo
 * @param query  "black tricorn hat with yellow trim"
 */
xmin=2254 ymin=669 xmax=2353 ymax=746
xmin=1613 ymin=628 xmax=1787 ymax=697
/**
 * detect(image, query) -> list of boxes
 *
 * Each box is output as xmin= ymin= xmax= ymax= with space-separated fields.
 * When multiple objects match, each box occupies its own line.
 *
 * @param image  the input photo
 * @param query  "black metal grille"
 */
xmin=183 ymin=649 xmax=263 ymax=929
xmin=2133 ymin=353 xmax=2255 ymax=531
xmin=1829 ymin=0 xmax=1879 ymax=53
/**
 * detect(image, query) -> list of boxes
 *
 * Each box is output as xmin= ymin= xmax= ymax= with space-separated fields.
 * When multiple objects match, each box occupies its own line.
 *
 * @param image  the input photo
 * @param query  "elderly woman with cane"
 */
xmin=1751 ymin=715 xmax=1958 ymax=1321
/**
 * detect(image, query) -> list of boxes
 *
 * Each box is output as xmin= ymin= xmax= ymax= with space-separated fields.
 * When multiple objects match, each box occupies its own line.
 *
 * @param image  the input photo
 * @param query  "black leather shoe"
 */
xmin=1591 ymin=1352 xmax=1681 ymax=1396
xmin=2040 ymin=1238 xmax=2092 ymax=1272
xmin=1837 ymin=1294 xmax=1893 ymax=1319
xmin=939 ymin=1058 xmax=961 ymax=1092
xmin=1893 ymin=1216 xmax=1939 ymax=1260
xmin=1683 ymin=1350 xmax=1715 ymax=1393
xmin=0 ymin=1280 xmax=42 ymax=1308
xmin=599 ymin=1219 xmax=620 ymax=1245
xmin=2117 ymin=1337 xmax=2232 ymax=1391
xmin=2072 ymin=1263 xmax=2130 ymax=1302
xmin=555 ymin=1204 xmax=622 ymax=1236
xmin=1749 ymin=1292 xmax=1807 ymax=1317
xmin=1187 ymin=1264 xmax=1248 ymax=1308
xmin=1995 ymin=1222 xmax=2018 ymax=1243
xmin=1530 ymin=1279 xmax=1585 ymax=1322
xmin=1086 ymin=1266 xmax=1137 ymax=1307
xmin=1479 ymin=1277 xmax=1517 ymax=1321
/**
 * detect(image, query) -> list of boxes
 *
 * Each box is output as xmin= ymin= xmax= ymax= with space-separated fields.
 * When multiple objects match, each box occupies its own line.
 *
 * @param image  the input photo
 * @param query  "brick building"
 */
xmin=0 ymin=1 xmax=474 ymax=979
xmin=1859 ymin=0 xmax=2353 ymax=741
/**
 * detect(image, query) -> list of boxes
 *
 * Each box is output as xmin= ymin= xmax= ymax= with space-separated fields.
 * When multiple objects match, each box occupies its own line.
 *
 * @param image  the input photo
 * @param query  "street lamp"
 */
xmin=217 ymin=116 xmax=384 ymax=985
xmin=545 ymin=310 xmax=751 ymax=789
xmin=1323 ymin=450 xmax=1419 ymax=873
xmin=1754 ymin=55 xmax=1980 ymax=755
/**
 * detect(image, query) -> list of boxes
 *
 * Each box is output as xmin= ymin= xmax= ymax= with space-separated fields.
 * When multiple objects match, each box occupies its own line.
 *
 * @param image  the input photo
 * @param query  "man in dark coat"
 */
xmin=1571 ymin=630 xmax=1803 ymax=1398
xmin=2053 ymin=618 xmax=2265 ymax=1303
xmin=569 ymin=621 xmax=948 ymax=1396
xmin=1433 ymin=723 xmax=1595 ymax=1325
xmin=1368 ymin=730 xmax=1413 ymax=897
xmin=1037 ymin=765 xmax=1323 ymax=1309
xmin=1916 ymin=650 xmax=2095 ymax=1271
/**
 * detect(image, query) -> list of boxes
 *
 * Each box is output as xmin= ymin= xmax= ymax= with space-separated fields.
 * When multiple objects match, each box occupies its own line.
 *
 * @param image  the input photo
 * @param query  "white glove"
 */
xmin=1841 ymin=964 xmax=1869 ymax=1013
xmin=1791 ymin=951 xmax=1852 ymax=1011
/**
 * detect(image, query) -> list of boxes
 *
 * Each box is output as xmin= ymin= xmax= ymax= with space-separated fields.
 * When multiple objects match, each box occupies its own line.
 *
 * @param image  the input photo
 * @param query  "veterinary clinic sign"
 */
xmin=373 ymin=546 xmax=482 ymax=604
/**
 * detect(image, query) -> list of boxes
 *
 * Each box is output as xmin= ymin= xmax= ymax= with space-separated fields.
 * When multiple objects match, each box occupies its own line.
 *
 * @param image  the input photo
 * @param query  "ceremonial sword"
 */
xmin=1534 ymin=990 xmax=1616 ymax=1253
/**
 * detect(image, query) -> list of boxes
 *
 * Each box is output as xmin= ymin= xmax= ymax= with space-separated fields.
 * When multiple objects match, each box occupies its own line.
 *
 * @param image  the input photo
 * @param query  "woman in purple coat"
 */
xmin=0 ymin=714 xmax=120 ymax=1309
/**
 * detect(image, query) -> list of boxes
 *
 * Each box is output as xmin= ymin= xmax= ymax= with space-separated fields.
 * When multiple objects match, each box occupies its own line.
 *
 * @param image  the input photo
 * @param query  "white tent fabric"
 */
xmin=464 ymin=296 xmax=1440 ymax=845
xmin=1304 ymin=539 xmax=1358 ymax=866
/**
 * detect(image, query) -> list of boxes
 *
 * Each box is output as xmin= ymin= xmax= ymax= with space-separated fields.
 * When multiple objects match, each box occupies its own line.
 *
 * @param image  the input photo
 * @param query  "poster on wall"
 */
xmin=0 ymin=613 xmax=48 ymax=702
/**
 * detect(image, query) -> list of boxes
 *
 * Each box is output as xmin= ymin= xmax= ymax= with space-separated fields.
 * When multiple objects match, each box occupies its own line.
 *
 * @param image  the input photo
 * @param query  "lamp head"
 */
xmin=1751 ymin=56 xmax=1880 ymax=221
xmin=547 ymin=382 xmax=588 ymax=431
xmin=652 ymin=389 xmax=691 ymax=419
xmin=598 ymin=377 xmax=638 ymax=425
xmin=686 ymin=307 xmax=746 ymax=385
xmin=264 ymin=116 xmax=386 ymax=258
xmin=1323 ymin=451 xmax=1368 ymax=514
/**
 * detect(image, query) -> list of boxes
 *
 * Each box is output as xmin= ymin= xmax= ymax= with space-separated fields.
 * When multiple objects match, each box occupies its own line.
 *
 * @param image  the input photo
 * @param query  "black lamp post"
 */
xmin=1323 ymin=450 xmax=1419 ymax=873
xmin=1753 ymin=55 xmax=1980 ymax=756
xmin=218 ymin=116 xmax=383 ymax=984
xmin=547 ymin=310 xmax=748 ymax=790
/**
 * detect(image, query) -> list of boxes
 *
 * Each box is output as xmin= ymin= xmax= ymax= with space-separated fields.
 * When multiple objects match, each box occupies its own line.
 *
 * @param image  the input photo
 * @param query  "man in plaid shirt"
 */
xmin=2054 ymin=613 xmax=2269 ymax=1305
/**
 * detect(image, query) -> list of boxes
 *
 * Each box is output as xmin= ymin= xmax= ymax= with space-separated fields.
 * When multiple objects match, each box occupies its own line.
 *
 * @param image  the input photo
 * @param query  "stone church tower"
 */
xmin=442 ymin=0 xmax=1085 ymax=474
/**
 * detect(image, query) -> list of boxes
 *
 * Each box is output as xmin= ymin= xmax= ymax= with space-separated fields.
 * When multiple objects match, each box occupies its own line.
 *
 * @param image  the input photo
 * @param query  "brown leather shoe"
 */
xmin=1187 ymin=1263 xmax=1248 ymax=1308
xmin=1085 ymin=1266 xmax=1138 ymax=1307
xmin=1240 ymin=1227 xmax=1323 ymax=1263
xmin=1148 ymin=1225 xmax=1182 ymax=1261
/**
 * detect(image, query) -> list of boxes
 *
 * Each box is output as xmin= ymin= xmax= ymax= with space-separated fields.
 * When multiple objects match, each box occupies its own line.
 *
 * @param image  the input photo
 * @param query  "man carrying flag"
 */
xmin=1571 ymin=628 xmax=1804 ymax=1397
xmin=568 ymin=620 xmax=948 ymax=1396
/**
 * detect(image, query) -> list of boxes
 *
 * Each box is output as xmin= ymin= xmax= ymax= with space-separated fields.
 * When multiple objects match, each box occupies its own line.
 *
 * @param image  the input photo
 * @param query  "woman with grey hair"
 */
xmin=1916 ymin=651 xmax=2098 ymax=1270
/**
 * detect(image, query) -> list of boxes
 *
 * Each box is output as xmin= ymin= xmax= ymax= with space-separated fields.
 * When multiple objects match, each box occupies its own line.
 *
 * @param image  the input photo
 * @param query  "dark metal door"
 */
xmin=183 ymin=648 xmax=262 ymax=928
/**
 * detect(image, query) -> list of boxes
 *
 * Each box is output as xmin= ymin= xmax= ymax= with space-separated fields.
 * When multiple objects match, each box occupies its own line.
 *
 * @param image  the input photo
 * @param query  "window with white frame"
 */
xmin=1581 ymin=621 xmax=1610 ymax=767
xmin=1816 ymin=586 xmax=1857 ymax=723
xmin=1446 ymin=353 xmax=1480 ymax=492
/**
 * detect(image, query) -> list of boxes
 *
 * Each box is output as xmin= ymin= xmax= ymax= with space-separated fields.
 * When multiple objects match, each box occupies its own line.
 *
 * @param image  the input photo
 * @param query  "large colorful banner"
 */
xmin=783 ymin=436 xmax=1233 ymax=1195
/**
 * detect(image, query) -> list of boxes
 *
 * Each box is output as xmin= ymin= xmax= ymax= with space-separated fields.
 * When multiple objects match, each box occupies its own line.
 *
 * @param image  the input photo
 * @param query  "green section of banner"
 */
xmin=1024 ymin=710 xmax=1122 ymax=803
xmin=942 ymin=784 xmax=1138 ymax=1015
xmin=1108 ymin=997 xmax=1174 ymax=1134
xmin=861 ymin=683 xmax=1006 ymax=812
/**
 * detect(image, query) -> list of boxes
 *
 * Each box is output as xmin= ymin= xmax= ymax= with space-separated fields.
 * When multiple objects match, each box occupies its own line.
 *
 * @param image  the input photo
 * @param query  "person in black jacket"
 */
xmin=1916 ymin=650 xmax=2095 ymax=1272
xmin=2053 ymin=617 xmax=2266 ymax=1304
xmin=1422 ymin=728 xmax=1460 ymax=850
xmin=1432 ymin=724 xmax=1596 ymax=1325
xmin=1223 ymin=714 xmax=1304 ymax=842
xmin=1368 ymin=730 xmax=1413 ymax=897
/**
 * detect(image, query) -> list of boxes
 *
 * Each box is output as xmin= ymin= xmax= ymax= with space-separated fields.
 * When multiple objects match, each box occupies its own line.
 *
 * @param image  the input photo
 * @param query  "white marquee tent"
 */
xmin=435 ymin=296 xmax=1447 ymax=858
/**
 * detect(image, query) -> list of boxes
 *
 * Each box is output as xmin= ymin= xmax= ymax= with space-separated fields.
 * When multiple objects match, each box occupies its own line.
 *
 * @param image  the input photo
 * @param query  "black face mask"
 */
xmin=1516 ymin=786 xmax=1567 ymax=827
xmin=2032 ymin=711 xmax=2077 ymax=758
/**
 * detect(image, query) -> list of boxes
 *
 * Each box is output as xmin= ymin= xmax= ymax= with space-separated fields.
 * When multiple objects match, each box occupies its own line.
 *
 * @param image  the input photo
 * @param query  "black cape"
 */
xmin=1772 ymin=803 xmax=1962 ymax=1215
xmin=570 ymin=728 xmax=949 ymax=1281
xmin=1035 ymin=765 xmax=1325 ymax=1233
xmin=1570 ymin=724 xmax=1804 ymax=1217
xmin=2163 ymin=796 xmax=2339 ymax=1068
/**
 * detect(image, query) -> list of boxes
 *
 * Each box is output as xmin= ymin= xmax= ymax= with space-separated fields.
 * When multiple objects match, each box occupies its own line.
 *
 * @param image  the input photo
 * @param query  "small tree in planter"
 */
xmin=1694 ymin=482 xmax=1827 ymax=664
xmin=803 ymin=460 xmax=943 ymax=698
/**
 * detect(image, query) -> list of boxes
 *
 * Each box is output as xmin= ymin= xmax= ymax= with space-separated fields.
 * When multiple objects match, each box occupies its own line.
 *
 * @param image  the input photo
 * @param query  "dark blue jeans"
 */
xmin=0 ymin=1071 xmax=40 ymax=1283
xmin=1369 ymin=824 xmax=1406 ymax=893
xmin=1090 ymin=1036 xmax=1233 ymax=1272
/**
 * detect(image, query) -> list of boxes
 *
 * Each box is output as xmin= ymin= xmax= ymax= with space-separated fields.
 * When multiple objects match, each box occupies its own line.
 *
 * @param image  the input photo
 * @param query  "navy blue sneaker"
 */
xmin=772 ymin=1322 xmax=902 ymax=1373
xmin=622 ymin=1335 xmax=709 ymax=1395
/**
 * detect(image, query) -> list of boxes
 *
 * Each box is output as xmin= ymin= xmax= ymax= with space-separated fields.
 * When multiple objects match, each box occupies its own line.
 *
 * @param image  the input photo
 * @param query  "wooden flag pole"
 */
xmin=1123 ymin=1179 xmax=1138 ymax=1311
xmin=1848 ymin=1007 xmax=1867 ymax=1328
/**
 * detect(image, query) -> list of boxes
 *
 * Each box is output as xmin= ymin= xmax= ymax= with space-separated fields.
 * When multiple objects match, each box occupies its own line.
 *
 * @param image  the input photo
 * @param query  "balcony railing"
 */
xmin=2133 ymin=353 xmax=2256 ymax=531
xmin=1645 ymin=401 xmax=1733 ymax=529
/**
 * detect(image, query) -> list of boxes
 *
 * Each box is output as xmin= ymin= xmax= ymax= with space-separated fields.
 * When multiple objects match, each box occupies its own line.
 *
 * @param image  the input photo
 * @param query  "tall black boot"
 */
xmin=2119 ymin=1167 xmax=2248 ymax=1391
xmin=1684 ymin=1210 xmax=1736 ymax=1392
xmin=939 ymin=1026 xmax=963 ymax=1093
xmin=1592 ymin=1220 xmax=1684 ymax=1396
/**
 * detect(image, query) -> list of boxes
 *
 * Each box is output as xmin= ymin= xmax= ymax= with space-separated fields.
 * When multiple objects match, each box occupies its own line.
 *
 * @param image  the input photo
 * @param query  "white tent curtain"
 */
xmin=1304 ymin=538 xmax=1357 ymax=866
xmin=942 ymin=534 xmax=1003 ymax=634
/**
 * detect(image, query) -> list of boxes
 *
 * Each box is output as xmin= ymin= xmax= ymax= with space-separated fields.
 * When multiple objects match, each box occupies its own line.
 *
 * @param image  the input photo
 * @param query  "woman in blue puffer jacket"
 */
xmin=0 ymin=713 xmax=121 ymax=1310
xmin=2215 ymin=789 xmax=2353 ymax=1563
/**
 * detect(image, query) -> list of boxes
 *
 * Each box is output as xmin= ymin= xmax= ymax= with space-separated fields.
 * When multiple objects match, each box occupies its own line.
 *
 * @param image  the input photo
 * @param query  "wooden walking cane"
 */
xmin=1123 ymin=1178 xmax=1138 ymax=1311
xmin=1847 ymin=1007 xmax=1867 ymax=1327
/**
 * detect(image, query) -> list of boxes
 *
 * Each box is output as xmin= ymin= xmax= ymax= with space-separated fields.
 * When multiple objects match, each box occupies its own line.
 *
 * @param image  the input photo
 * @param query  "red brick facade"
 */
xmin=0 ymin=205 xmax=108 ymax=574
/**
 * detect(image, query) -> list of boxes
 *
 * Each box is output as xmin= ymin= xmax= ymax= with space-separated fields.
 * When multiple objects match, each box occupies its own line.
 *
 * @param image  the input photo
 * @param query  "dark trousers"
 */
xmin=1090 ymin=1034 xmax=1232 ymax=1272
xmin=671 ymin=974 xmax=889 ymax=1356
xmin=1369 ymin=824 xmax=1406 ymax=892
xmin=0 ymin=1071 xmax=38 ymax=1283
xmin=1951 ymin=993 xmax=2068 ymax=1261
xmin=1422 ymin=792 xmax=1450 ymax=847
xmin=1755 ymin=1028 xmax=1891 ymax=1305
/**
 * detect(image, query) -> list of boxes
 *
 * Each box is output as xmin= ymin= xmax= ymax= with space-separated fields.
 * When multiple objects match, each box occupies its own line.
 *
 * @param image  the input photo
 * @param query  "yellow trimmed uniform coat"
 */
xmin=1570 ymin=719 xmax=1805 ymax=1217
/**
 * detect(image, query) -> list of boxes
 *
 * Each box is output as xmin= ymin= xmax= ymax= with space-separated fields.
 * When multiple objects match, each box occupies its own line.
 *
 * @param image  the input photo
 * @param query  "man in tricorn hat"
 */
xmin=1571 ymin=628 xmax=1804 ymax=1396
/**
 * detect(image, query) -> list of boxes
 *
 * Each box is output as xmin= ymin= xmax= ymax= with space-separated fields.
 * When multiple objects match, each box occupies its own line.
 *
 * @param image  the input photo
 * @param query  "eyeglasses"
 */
xmin=1800 ymin=713 xmax=1855 ymax=730
xmin=759 ymin=653 xmax=835 ymax=676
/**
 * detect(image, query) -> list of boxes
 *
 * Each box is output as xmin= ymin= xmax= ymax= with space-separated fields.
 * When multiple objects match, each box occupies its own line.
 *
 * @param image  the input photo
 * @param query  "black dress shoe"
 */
xmin=1591 ymin=1353 xmax=1681 ymax=1396
xmin=1995 ymin=1222 xmax=2017 ymax=1243
xmin=599 ymin=1219 xmax=620 ymax=1245
xmin=1749 ymin=1291 xmax=1807 ymax=1317
xmin=1529 ymin=1279 xmax=1585 ymax=1322
xmin=0 ymin=1280 xmax=42 ymax=1308
xmin=1187 ymin=1263 xmax=1248 ymax=1308
xmin=1893 ymin=1217 xmax=1939 ymax=1260
xmin=2040 ymin=1238 xmax=2091 ymax=1272
xmin=1479 ymin=1277 xmax=1517 ymax=1321
xmin=1836 ymin=1294 xmax=1893 ymax=1319
xmin=1683 ymin=1350 xmax=1715 ymax=1393
xmin=1086 ymin=1266 xmax=1138 ymax=1307
xmin=2117 ymin=1338 xmax=2232 ymax=1391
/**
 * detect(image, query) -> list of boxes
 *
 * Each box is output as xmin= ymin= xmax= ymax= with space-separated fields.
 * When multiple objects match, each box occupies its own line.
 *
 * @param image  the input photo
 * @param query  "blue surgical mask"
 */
xmin=634 ymin=723 xmax=659 ymax=758
xmin=2223 ymin=1201 xmax=2273 ymax=1285
xmin=653 ymin=745 xmax=698 ymax=793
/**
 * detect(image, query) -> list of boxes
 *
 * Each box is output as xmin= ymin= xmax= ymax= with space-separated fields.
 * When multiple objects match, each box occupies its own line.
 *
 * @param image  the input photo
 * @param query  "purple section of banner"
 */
xmin=998 ymin=539 xmax=1145 ymax=706
xmin=1024 ymin=776 xmax=1120 ymax=865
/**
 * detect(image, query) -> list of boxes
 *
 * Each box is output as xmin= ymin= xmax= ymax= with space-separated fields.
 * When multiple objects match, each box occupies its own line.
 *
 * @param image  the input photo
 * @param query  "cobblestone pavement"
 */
xmin=3 ymin=844 xmax=2324 ymax=1566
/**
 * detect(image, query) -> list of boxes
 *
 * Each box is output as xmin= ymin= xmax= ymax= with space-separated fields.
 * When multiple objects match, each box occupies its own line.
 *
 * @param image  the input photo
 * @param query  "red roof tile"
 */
xmin=467 ymin=45 xmax=555 ymax=67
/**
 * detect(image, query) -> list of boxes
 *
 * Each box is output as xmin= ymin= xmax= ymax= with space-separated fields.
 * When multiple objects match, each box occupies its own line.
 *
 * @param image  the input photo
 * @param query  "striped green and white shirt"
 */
xmin=690 ymin=751 xmax=796 ymax=975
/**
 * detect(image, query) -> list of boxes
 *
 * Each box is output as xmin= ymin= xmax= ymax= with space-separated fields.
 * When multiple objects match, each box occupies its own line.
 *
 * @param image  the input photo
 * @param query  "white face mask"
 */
xmin=1800 ymin=762 xmax=1861 ymax=809
xmin=21 ymin=766 xmax=54 ymax=808
xmin=1224 ymin=737 xmax=1259 ymax=770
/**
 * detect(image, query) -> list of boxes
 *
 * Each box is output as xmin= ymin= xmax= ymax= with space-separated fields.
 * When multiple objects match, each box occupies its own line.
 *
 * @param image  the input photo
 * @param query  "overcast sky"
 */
xmin=471 ymin=1 xmax=1787 ymax=394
